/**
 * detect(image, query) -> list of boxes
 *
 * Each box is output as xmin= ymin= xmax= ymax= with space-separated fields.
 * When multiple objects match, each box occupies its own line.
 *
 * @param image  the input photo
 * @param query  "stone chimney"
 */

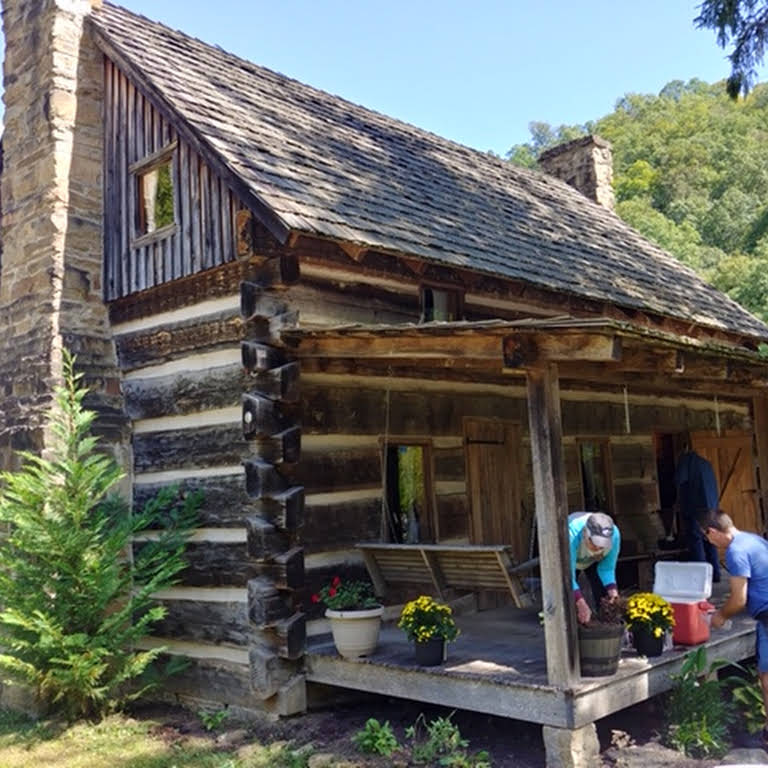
xmin=538 ymin=135 xmax=615 ymax=210
xmin=0 ymin=0 xmax=128 ymax=469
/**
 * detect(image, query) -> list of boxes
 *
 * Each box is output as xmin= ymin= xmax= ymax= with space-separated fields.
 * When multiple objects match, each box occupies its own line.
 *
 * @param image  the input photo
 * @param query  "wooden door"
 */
xmin=691 ymin=431 xmax=759 ymax=532
xmin=465 ymin=418 xmax=523 ymax=560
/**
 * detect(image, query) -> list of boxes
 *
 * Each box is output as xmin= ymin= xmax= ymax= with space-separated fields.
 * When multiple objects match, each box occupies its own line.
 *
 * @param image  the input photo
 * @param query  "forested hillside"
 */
xmin=507 ymin=79 xmax=768 ymax=322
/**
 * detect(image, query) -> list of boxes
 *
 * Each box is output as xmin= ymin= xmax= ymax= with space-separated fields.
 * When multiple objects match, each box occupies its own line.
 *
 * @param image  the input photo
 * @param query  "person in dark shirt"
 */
xmin=676 ymin=444 xmax=721 ymax=581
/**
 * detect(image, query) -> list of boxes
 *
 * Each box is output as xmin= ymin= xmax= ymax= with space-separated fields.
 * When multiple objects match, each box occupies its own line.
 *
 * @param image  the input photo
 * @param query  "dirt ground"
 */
xmin=131 ymin=690 xmax=768 ymax=767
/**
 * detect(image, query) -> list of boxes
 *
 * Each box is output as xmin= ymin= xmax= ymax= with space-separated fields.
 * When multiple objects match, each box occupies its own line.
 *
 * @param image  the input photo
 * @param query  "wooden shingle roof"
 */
xmin=91 ymin=3 xmax=768 ymax=341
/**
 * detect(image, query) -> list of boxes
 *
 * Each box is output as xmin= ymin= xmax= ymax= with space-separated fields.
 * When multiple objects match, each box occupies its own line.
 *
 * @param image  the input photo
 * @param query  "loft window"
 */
xmin=578 ymin=440 xmax=613 ymax=513
xmin=138 ymin=162 xmax=174 ymax=234
xmin=420 ymin=286 xmax=462 ymax=322
xmin=384 ymin=442 xmax=435 ymax=543
xmin=130 ymin=140 xmax=178 ymax=242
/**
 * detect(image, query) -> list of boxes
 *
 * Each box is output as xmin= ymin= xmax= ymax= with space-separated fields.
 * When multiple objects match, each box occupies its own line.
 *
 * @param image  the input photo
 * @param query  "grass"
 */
xmin=0 ymin=710 xmax=310 ymax=768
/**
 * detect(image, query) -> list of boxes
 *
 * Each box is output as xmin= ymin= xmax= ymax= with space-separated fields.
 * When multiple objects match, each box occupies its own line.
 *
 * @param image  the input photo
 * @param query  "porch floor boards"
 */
xmin=305 ymin=583 xmax=757 ymax=728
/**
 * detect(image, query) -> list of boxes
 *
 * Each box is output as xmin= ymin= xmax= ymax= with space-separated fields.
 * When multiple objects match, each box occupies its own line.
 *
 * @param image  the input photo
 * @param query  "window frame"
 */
xmin=379 ymin=436 xmax=437 ymax=543
xmin=129 ymin=140 xmax=179 ymax=248
xmin=576 ymin=437 xmax=615 ymax=515
xmin=419 ymin=283 xmax=464 ymax=323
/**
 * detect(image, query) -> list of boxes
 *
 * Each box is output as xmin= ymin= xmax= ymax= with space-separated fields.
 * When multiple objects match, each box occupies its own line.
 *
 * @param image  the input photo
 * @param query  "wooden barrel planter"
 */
xmin=578 ymin=623 xmax=625 ymax=677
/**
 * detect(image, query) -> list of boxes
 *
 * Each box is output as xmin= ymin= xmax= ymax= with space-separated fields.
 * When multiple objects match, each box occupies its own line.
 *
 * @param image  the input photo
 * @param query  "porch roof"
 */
xmin=282 ymin=316 xmax=768 ymax=397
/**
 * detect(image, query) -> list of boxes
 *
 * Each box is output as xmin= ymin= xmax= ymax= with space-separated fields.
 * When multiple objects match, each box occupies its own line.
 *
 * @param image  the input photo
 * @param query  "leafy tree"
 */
xmin=507 ymin=77 xmax=768 ymax=322
xmin=696 ymin=0 xmax=768 ymax=97
xmin=0 ymin=351 xmax=199 ymax=719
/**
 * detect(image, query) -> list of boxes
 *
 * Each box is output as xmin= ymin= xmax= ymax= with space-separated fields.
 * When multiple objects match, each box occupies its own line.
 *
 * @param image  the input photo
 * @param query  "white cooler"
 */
xmin=653 ymin=561 xmax=714 ymax=645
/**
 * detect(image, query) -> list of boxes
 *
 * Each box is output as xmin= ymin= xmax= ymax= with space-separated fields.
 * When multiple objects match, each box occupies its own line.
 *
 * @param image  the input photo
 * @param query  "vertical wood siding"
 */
xmin=103 ymin=59 xmax=240 ymax=300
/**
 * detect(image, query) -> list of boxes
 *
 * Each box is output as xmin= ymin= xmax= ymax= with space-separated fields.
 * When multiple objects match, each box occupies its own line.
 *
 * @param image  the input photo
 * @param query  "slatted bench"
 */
xmin=357 ymin=543 xmax=532 ymax=609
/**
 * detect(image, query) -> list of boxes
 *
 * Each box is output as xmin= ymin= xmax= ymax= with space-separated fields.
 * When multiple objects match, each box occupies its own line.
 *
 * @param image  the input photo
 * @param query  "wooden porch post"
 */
xmin=752 ymin=395 xmax=768 ymax=535
xmin=526 ymin=363 xmax=580 ymax=685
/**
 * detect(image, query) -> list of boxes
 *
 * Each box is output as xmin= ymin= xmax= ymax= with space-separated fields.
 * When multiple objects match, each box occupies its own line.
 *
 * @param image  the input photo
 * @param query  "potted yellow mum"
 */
xmin=398 ymin=595 xmax=459 ymax=666
xmin=626 ymin=592 xmax=675 ymax=657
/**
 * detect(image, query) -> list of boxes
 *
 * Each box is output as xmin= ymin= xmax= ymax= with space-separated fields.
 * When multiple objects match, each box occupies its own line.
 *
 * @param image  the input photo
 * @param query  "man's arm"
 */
xmin=711 ymin=575 xmax=747 ymax=627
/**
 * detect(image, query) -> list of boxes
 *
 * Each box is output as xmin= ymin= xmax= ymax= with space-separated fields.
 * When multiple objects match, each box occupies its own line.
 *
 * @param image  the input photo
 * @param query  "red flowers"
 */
xmin=311 ymin=576 xmax=379 ymax=611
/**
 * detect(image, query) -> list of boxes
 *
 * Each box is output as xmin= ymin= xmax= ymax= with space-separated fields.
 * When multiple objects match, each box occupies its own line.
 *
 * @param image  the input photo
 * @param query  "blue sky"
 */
xmin=5 ymin=1 xmax=768 ymax=155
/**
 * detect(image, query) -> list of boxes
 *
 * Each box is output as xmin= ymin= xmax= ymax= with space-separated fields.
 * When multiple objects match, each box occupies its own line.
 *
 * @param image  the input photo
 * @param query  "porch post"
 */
xmin=526 ymin=363 xmax=579 ymax=685
xmin=752 ymin=395 xmax=768 ymax=535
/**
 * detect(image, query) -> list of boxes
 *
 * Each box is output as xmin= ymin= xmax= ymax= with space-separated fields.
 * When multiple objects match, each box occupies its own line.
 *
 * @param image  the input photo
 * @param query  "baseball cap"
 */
xmin=585 ymin=512 xmax=614 ymax=550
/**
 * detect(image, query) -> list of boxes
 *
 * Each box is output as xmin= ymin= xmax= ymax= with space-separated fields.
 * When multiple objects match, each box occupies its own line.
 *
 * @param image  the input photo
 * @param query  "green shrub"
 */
xmin=664 ymin=646 xmax=735 ymax=758
xmin=198 ymin=707 xmax=229 ymax=731
xmin=0 ymin=351 xmax=199 ymax=719
xmin=725 ymin=663 xmax=766 ymax=734
xmin=406 ymin=712 xmax=490 ymax=767
xmin=352 ymin=717 xmax=399 ymax=756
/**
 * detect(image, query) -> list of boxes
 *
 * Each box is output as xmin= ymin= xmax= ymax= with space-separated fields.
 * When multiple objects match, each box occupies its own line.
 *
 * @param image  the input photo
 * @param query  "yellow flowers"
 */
xmin=625 ymin=592 xmax=675 ymax=634
xmin=398 ymin=595 xmax=459 ymax=643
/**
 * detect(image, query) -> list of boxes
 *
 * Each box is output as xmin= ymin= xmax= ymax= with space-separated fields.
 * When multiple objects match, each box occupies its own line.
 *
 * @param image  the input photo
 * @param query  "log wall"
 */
xmin=296 ymin=369 xmax=751 ymax=615
xmin=111 ymin=210 xmax=304 ymax=714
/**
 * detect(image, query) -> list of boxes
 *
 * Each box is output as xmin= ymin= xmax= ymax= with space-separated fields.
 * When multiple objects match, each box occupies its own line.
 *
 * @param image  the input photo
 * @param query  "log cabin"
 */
xmin=2 ymin=1 xmax=768 ymax=764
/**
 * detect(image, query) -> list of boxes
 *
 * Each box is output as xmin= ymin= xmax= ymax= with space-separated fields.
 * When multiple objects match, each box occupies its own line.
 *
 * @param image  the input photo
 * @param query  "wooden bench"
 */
xmin=357 ymin=543 xmax=532 ymax=608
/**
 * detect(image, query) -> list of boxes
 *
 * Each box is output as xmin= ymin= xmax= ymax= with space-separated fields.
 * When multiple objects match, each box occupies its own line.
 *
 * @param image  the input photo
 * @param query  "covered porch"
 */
xmin=283 ymin=316 xmax=768 ymax=764
xmin=305 ymin=584 xmax=754 ymax=729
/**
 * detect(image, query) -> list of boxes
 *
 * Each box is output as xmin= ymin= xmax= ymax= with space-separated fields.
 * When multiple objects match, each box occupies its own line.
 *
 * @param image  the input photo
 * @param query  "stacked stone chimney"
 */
xmin=538 ymin=135 xmax=615 ymax=210
xmin=0 ymin=0 xmax=128 ymax=469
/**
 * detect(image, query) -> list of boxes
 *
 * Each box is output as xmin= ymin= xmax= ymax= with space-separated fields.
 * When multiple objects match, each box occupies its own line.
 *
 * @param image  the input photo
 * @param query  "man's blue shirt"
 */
xmin=726 ymin=531 xmax=768 ymax=617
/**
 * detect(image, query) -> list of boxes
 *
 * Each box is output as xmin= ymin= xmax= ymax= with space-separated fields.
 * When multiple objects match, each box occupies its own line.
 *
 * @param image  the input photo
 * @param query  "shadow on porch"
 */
xmin=305 ymin=583 xmax=757 ymax=729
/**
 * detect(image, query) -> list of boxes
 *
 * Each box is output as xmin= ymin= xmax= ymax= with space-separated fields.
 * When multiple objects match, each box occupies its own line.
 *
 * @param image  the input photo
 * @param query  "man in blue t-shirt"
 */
xmin=699 ymin=510 xmax=768 ymax=747
xmin=568 ymin=512 xmax=621 ymax=625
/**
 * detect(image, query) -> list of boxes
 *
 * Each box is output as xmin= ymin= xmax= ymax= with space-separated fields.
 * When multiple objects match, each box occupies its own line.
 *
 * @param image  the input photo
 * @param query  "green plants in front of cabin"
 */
xmin=352 ymin=717 xmax=400 ymax=757
xmin=0 ymin=350 xmax=200 ymax=720
xmin=664 ymin=646 xmax=736 ymax=758
xmin=198 ymin=706 xmax=229 ymax=732
xmin=406 ymin=712 xmax=490 ymax=767
xmin=724 ymin=662 xmax=766 ymax=735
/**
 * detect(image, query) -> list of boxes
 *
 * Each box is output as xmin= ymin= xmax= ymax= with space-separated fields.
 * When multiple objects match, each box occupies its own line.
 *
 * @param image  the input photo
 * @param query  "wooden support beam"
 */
xmin=526 ymin=363 xmax=580 ymax=686
xmin=254 ymin=486 xmax=305 ymax=532
xmin=504 ymin=332 xmax=621 ymax=367
xmin=258 ymin=547 xmax=305 ymax=591
xmin=245 ymin=517 xmax=287 ymax=559
xmin=247 ymin=577 xmax=292 ymax=627
xmin=753 ymin=395 xmax=768 ymax=535
xmin=241 ymin=341 xmax=286 ymax=373
xmin=360 ymin=548 xmax=388 ymax=598
xmin=273 ymin=613 xmax=307 ymax=660
xmin=400 ymin=256 xmax=428 ymax=276
xmin=420 ymin=550 xmax=447 ymax=600
xmin=338 ymin=242 xmax=368 ymax=262
xmin=249 ymin=643 xmax=293 ymax=699
xmin=244 ymin=458 xmax=289 ymax=497
xmin=242 ymin=392 xmax=286 ymax=439
xmin=240 ymin=281 xmax=288 ymax=320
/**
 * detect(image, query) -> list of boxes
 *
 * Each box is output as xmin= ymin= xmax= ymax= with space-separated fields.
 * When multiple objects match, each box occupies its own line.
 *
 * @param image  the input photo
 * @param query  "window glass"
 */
xmin=386 ymin=445 xmax=427 ymax=543
xmin=138 ymin=161 xmax=174 ymax=235
xmin=579 ymin=441 xmax=610 ymax=512
xmin=421 ymin=287 xmax=460 ymax=322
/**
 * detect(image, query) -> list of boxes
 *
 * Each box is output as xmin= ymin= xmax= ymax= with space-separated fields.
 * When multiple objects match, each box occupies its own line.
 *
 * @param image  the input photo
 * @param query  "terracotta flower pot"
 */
xmin=326 ymin=606 xmax=384 ymax=659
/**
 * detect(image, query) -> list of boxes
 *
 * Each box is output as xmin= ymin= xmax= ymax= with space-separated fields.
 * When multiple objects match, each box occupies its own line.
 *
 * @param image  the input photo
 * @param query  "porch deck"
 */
xmin=305 ymin=588 xmax=756 ymax=728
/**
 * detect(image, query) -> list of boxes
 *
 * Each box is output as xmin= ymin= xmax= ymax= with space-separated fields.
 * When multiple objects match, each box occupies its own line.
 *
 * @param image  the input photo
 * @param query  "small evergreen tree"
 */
xmin=0 ymin=351 xmax=199 ymax=719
